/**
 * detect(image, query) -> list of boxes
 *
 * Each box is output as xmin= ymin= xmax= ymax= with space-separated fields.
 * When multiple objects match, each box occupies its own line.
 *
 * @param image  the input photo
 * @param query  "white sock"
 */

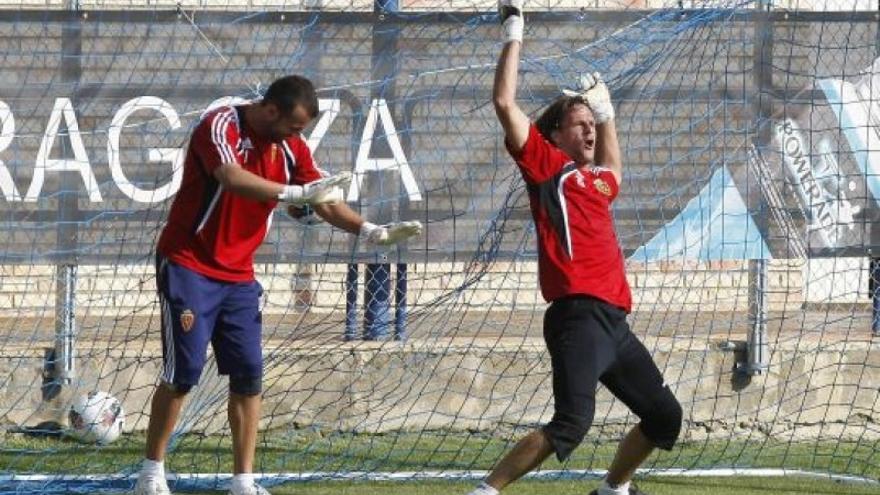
xmin=231 ymin=473 xmax=255 ymax=491
xmin=467 ymin=481 xmax=500 ymax=495
xmin=597 ymin=479 xmax=631 ymax=495
xmin=140 ymin=458 xmax=164 ymax=480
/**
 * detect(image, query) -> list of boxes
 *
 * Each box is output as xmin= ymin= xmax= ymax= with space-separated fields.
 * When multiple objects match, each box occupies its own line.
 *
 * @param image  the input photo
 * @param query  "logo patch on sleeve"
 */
xmin=180 ymin=310 xmax=195 ymax=333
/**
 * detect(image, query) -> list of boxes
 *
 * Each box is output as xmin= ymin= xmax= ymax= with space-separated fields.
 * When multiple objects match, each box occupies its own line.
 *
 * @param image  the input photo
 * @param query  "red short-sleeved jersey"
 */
xmin=157 ymin=105 xmax=322 ymax=282
xmin=507 ymin=124 xmax=632 ymax=312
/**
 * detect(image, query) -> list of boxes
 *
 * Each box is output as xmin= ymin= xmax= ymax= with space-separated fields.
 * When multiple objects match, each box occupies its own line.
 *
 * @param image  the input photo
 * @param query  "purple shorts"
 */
xmin=155 ymin=255 xmax=263 ymax=387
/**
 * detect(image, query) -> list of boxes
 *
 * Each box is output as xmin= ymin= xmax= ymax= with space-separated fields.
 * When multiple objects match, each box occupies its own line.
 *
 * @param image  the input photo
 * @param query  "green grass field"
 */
xmin=3 ymin=430 xmax=877 ymax=494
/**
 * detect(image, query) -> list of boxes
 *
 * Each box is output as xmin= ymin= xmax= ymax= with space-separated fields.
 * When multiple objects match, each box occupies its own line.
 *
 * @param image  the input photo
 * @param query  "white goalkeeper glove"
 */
xmin=278 ymin=171 xmax=351 ymax=205
xmin=360 ymin=221 xmax=423 ymax=246
xmin=562 ymin=72 xmax=615 ymax=124
xmin=499 ymin=0 xmax=524 ymax=43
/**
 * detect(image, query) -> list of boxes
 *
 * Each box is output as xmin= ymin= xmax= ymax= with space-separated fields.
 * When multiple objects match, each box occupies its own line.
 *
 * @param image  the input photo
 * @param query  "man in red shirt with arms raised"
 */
xmin=466 ymin=4 xmax=682 ymax=495
xmin=135 ymin=75 xmax=421 ymax=495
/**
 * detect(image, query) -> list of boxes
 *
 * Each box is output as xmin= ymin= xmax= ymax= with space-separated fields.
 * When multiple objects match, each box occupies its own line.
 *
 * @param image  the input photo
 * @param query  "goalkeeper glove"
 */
xmin=360 ymin=221 xmax=423 ymax=246
xmin=278 ymin=171 xmax=351 ymax=205
xmin=499 ymin=0 xmax=524 ymax=44
xmin=562 ymin=72 xmax=615 ymax=124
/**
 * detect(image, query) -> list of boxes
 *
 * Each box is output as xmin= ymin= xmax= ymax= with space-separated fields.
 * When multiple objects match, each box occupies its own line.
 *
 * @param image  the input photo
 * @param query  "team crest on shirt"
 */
xmin=593 ymin=178 xmax=612 ymax=197
xmin=180 ymin=310 xmax=195 ymax=333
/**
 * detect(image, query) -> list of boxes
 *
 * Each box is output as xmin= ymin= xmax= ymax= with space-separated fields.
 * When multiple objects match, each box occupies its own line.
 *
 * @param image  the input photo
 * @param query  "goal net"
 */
xmin=0 ymin=0 xmax=877 ymax=492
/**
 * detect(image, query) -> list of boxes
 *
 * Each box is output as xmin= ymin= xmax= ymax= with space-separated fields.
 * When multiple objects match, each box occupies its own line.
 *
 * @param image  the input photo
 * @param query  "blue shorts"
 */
xmin=155 ymin=255 xmax=263 ymax=388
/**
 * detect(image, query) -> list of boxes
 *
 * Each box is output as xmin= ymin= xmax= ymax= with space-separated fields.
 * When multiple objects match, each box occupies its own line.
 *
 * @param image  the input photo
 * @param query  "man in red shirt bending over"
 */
xmin=466 ymin=4 xmax=682 ymax=495
xmin=135 ymin=75 xmax=421 ymax=495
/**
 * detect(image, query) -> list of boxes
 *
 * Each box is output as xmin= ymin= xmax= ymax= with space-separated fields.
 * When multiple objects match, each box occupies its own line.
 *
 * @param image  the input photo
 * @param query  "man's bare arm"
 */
xmin=312 ymin=202 xmax=423 ymax=246
xmin=213 ymin=163 xmax=284 ymax=201
xmin=493 ymin=0 xmax=530 ymax=154
xmin=312 ymin=202 xmax=363 ymax=234
xmin=570 ymin=73 xmax=623 ymax=186
xmin=214 ymin=164 xmax=351 ymax=204
xmin=595 ymin=119 xmax=623 ymax=186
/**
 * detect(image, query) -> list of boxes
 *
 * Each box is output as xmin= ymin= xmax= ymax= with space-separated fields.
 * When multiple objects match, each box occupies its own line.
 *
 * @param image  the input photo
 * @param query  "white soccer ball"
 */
xmin=67 ymin=390 xmax=125 ymax=445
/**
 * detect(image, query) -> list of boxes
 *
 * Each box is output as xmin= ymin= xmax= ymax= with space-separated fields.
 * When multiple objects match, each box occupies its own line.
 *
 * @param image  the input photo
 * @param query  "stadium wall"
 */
xmin=3 ymin=319 xmax=878 ymax=442
xmin=0 ymin=259 xmax=870 ymax=326
xmin=1 ymin=13 xmax=879 ymax=260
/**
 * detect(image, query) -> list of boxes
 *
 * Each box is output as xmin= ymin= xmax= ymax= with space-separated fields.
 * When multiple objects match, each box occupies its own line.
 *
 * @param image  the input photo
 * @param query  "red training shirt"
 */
xmin=157 ymin=105 xmax=322 ymax=282
xmin=507 ymin=124 xmax=632 ymax=312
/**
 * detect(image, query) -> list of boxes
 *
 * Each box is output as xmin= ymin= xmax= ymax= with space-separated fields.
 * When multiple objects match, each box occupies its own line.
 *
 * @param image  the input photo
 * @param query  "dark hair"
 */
xmin=535 ymin=95 xmax=590 ymax=143
xmin=263 ymin=75 xmax=319 ymax=119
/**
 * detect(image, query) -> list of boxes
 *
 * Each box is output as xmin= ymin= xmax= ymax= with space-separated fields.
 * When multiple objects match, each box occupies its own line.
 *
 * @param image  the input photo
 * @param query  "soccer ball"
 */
xmin=67 ymin=391 xmax=125 ymax=444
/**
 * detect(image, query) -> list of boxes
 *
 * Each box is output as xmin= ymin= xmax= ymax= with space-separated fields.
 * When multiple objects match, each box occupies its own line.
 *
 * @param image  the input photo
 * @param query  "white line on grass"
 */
xmin=2 ymin=468 xmax=877 ymax=486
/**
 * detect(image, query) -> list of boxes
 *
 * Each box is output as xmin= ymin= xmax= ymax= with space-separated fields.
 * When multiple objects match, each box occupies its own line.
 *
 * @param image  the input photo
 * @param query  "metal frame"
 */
xmin=0 ymin=8 xmax=878 ymax=22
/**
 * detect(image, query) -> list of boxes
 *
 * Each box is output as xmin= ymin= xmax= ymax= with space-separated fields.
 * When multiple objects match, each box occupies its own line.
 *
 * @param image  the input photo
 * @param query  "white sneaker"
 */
xmin=133 ymin=476 xmax=172 ymax=495
xmin=228 ymin=481 xmax=271 ymax=495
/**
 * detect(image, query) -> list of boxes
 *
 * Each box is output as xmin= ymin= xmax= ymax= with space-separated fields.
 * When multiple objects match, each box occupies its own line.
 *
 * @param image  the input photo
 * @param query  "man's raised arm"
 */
xmin=565 ymin=73 xmax=623 ymax=185
xmin=493 ymin=0 xmax=530 ymax=155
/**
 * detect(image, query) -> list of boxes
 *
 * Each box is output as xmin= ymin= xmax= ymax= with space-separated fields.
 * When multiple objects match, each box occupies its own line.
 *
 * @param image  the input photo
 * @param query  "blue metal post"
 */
xmin=364 ymin=263 xmax=392 ymax=340
xmin=379 ymin=0 xmax=410 ymax=342
xmin=360 ymin=0 xmax=400 ymax=340
xmin=376 ymin=0 xmax=398 ymax=11
xmin=345 ymin=264 xmax=359 ymax=341
xmin=394 ymin=263 xmax=407 ymax=340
